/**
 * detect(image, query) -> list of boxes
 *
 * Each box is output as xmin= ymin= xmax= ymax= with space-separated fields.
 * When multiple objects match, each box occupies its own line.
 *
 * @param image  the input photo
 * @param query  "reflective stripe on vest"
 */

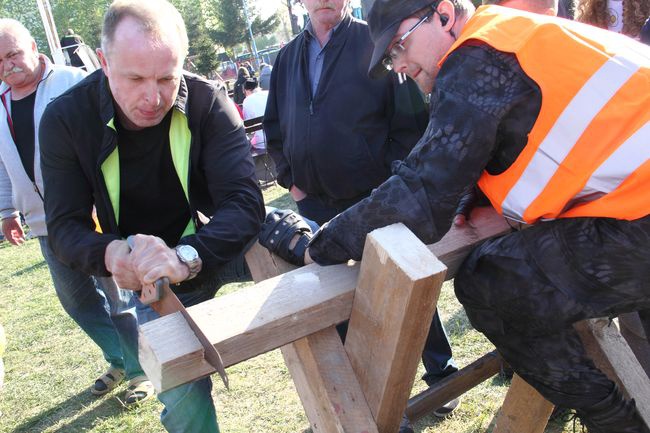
xmin=100 ymin=109 xmax=195 ymax=237
xmin=442 ymin=6 xmax=650 ymax=223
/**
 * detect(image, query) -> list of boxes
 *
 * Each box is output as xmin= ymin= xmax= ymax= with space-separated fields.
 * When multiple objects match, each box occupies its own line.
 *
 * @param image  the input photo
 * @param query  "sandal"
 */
xmin=91 ymin=366 xmax=125 ymax=396
xmin=124 ymin=376 xmax=155 ymax=407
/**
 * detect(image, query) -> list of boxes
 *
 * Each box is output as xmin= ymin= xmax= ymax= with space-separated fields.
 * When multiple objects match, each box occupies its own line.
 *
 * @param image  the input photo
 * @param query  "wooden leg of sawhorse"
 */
xmin=495 ymin=317 xmax=650 ymax=433
xmin=247 ymin=224 xmax=446 ymax=433
xmin=493 ymin=374 xmax=554 ymax=433
xmin=576 ymin=318 xmax=650 ymax=427
xmin=282 ymin=327 xmax=378 ymax=433
xmin=619 ymin=312 xmax=650 ymax=377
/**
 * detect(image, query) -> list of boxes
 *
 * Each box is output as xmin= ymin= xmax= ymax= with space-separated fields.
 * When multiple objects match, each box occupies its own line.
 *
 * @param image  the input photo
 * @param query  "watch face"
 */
xmin=177 ymin=244 xmax=198 ymax=261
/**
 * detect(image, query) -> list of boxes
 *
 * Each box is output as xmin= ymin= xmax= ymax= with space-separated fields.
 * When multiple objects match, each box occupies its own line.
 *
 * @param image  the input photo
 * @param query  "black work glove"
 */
xmin=454 ymin=185 xmax=489 ymax=225
xmin=259 ymin=209 xmax=313 ymax=266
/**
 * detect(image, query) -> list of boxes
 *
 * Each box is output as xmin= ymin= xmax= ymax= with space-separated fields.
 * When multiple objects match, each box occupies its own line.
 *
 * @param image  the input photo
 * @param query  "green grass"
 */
xmin=0 ymin=184 xmax=576 ymax=433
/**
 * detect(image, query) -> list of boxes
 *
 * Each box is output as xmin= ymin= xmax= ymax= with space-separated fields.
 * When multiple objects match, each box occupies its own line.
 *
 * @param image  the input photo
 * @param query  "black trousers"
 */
xmin=455 ymin=215 xmax=650 ymax=413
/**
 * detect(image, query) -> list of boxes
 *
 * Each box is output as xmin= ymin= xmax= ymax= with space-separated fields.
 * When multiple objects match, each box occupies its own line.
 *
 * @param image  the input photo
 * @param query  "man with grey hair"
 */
xmin=40 ymin=1 xmax=264 ymax=431
xmin=0 ymin=18 xmax=151 ymax=405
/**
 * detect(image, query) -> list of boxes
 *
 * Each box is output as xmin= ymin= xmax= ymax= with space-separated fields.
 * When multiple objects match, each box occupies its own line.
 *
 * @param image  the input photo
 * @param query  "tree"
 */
xmin=50 ymin=0 xmax=107 ymax=50
xmin=173 ymin=0 xmax=219 ymax=77
xmin=1 ymin=0 xmax=107 ymax=57
xmin=206 ymin=0 xmax=279 ymax=55
xmin=1 ymin=1 xmax=49 ymax=53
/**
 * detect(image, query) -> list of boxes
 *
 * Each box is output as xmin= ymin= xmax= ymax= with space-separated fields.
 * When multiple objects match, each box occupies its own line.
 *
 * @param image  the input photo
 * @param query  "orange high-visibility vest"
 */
xmin=441 ymin=6 xmax=650 ymax=223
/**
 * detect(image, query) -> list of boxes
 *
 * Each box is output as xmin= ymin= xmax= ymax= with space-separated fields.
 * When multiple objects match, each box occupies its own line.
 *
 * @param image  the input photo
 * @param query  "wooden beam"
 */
xmin=493 ymin=374 xmax=554 ymax=433
xmin=428 ymin=206 xmax=511 ymax=279
xmin=246 ymin=242 xmax=378 ymax=432
xmin=282 ymin=327 xmax=378 ymax=433
xmin=139 ymin=260 xmax=358 ymax=390
xmin=619 ymin=312 xmax=650 ymax=377
xmin=344 ymin=224 xmax=446 ymax=433
xmin=575 ymin=318 xmax=650 ymax=426
xmin=138 ymin=311 xmax=215 ymax=391
xmin=139 ymin=208 xmax=510 ymax=391
xmin=405 ymin=350 xmax=503 ymax=421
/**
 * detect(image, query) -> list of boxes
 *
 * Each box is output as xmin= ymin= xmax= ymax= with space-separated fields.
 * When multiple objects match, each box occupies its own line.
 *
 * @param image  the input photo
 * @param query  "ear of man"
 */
xmin=436 ymin=0 xmax=457 ymax=38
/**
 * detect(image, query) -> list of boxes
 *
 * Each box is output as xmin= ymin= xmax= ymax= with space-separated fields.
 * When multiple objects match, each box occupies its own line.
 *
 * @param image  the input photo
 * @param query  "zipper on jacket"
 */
xmin=33 ymin=182 xmax=44 ymax=201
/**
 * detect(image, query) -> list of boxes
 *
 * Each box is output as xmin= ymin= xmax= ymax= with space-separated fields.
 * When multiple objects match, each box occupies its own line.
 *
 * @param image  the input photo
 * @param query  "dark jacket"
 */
xmin=263 ymin=14 xmax=428 ymax=203
xmin=40 ymin=70 xmax=264 ymax=285
xmin=308 ymin=44 xmax=539 ymax=265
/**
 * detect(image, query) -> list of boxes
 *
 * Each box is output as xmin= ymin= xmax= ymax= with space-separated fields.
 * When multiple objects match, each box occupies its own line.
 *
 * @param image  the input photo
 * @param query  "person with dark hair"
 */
xmin=60 ymin=28 xmax=85 ymax=67
xmin=242 ymin=77 xmax=268 ymax=151
xmin=264 ymin=0 xmax=650 ymax=432
xmin=39 ymin=0 xmax=264 ymax=431
xmin=233 ymin=65 xmax=249 ymax=105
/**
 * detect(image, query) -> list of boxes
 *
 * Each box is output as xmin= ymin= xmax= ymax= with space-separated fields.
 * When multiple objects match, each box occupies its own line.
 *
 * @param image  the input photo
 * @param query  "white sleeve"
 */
xmin=0 ymin=157 xmax=18 ymax=220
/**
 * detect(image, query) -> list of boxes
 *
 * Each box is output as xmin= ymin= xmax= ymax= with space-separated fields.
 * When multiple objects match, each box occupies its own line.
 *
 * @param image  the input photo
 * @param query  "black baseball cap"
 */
xmin=367 ymin=0 xmax=439 ymax=79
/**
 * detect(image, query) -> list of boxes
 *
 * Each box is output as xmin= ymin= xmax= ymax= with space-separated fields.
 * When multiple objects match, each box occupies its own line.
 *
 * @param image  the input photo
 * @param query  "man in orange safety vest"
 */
xmin=264 ymin=1 xmax=650 ymax=431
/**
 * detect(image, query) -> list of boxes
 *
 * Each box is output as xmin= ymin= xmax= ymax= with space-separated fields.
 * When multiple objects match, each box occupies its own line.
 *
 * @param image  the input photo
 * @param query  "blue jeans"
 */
xmin=136 ymin=252 xmax=251 ymax=433
xmin=38 ymin=237 xmax=143 ymax=379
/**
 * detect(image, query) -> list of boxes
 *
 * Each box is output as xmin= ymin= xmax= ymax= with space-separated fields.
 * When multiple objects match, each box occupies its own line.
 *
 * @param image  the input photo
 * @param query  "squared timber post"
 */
xmin=345 ymin=223 xmax=447 ymax=433
xmin=495 ymin=317 xmax=650 ymax=433
xmin=245 ymin=242 xmax=379 ymax=433
xmin=575 ymin=318 xmax=650 ymax=427
xmin=493 ymin=374 xmax=554 ymax=433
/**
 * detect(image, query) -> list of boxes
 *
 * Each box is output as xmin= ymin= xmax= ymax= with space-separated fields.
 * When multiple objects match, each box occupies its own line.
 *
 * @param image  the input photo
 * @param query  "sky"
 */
xmin=258 ymin=0 xmax=284 ymax=19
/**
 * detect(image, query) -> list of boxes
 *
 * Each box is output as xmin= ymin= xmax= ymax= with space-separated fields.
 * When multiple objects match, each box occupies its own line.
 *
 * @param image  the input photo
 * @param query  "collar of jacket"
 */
xmin=303 ymin=13 xmax=354 ymax=51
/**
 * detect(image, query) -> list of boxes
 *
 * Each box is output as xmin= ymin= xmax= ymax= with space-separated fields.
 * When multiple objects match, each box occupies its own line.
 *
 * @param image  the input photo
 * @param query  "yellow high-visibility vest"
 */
xmin=100 ymin=109 xmax=195 ymax=237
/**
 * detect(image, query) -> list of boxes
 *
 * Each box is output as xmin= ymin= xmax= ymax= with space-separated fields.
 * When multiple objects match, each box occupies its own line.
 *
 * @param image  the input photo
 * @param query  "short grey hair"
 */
xmin=101 ymin=0 xmax=188 ymax=58
xmin=0 ymin=19 xmax=35 ymax=46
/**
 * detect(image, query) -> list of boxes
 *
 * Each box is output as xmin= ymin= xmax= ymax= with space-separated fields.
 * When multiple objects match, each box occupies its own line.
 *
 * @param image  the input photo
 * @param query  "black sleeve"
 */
xmin=384 ymin=75 xmax=430 ymax=164
xmin=263 ymin=52 xmax=293 ymax=190
xmin=180 ymin=85 xmax=265 ymax=269
xmin=309 ymin=44 xmax=536 ymax=265
xmin=40 ymin=104 xmax=120 ymax=276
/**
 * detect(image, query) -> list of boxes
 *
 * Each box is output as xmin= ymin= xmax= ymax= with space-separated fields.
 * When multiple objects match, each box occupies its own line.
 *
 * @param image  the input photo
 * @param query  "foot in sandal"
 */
xmin=91 ymin=365 xmax=125 ymax=396
xmin=124 ymin=375 xmax=155 ymax=407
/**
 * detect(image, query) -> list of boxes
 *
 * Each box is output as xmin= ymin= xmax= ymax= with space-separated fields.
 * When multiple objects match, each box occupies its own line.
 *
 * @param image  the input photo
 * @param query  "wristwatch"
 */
xmin=175 ymin=244 xmax=202 ymax=280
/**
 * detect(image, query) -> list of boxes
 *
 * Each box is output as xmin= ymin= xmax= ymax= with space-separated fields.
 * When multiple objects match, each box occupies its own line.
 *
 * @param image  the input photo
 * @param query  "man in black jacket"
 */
xmin=263 ymin=0 xmax=460 ymax=428
xmin=264 ymin=0 xmax=429 ymax=226
xmin=39 ymin=1 xmax=264 ymax=432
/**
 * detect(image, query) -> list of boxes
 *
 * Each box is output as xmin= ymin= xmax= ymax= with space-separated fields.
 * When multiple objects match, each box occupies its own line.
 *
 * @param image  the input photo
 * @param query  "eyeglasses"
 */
xmin=382 ymin=8 xmax=436 ymax=71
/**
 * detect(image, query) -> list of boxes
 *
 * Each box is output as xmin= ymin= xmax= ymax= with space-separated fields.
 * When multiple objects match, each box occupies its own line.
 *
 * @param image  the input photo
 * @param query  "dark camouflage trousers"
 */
xmin=455 ymin=214 xmax=650 ymax=416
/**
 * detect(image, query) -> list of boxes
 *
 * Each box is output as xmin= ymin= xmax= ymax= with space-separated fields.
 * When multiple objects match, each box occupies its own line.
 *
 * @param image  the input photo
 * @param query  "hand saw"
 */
xmin=128 ymin=236 xmax=229 ymax=389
